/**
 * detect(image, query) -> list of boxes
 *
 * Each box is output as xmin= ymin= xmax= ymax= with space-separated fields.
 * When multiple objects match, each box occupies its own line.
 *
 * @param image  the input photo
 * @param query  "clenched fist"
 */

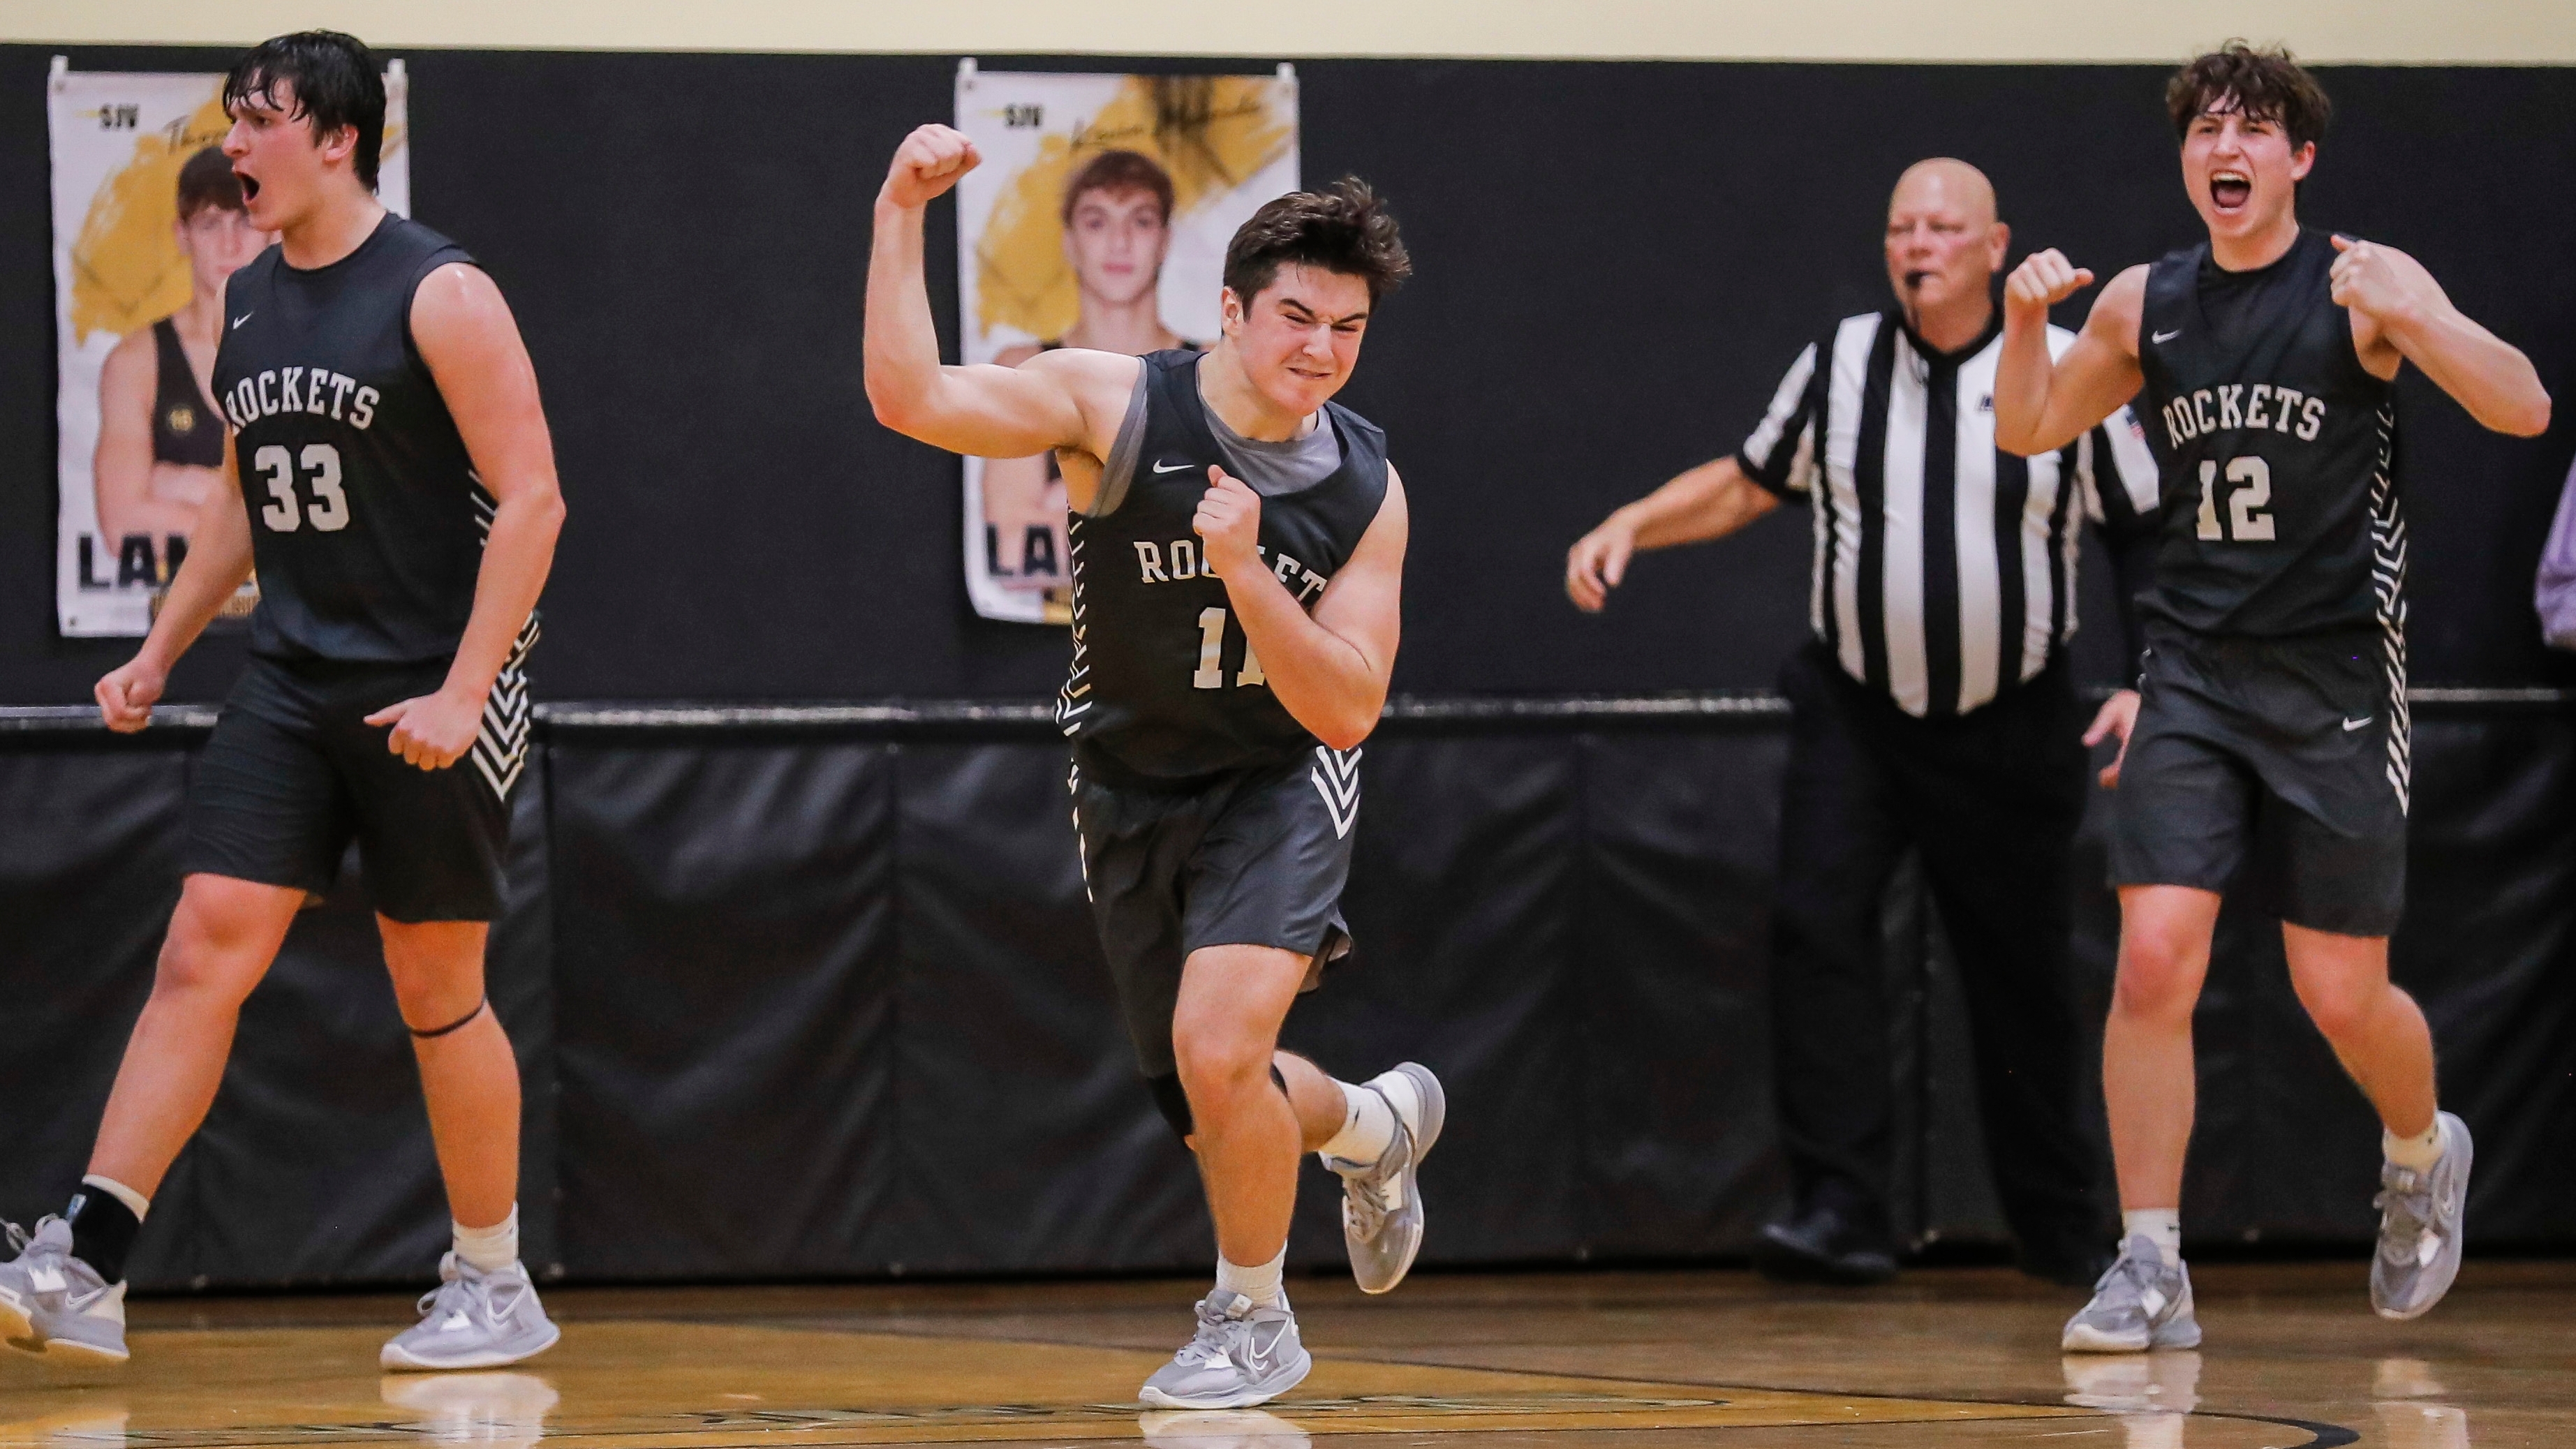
xmin=1194 ymin=468 xmax=1264 ymax=579
xmin=95 ymin=654 xmax=168 ymax=733
xmin=2328 ymin=234 xmax=2427 ymax=328
xmin=881 ymin=124 xmax=979 ymax=210
xmin=2004 ymin=248 xmax=2096 ymax=325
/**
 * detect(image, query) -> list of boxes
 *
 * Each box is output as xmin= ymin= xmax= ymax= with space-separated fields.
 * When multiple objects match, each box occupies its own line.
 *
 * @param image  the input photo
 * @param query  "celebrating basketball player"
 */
xmin=1 ymin=32 xmax=565 ymax=1369
xmin=1993 ymin=43 xmax=2549 ymax=1350
xmin=868 ymin=122 xmax=1439 ymax=1409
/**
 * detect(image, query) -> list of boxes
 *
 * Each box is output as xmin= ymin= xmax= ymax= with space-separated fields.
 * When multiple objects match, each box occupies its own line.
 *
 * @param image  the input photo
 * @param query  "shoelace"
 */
xmin=1340 ymin=1129 xmax=1411 ymax=1244
xmin=2089 ymin=1248 xmax=2163 ymax=1311
xmin=415 ymin=1267 xmax=531 ymax=1327
xmin=2373 ymin=1168 xmax=2434 ymax=1262
xmin=3 ymin=1216 xmax=62 ymax=1258
xmin=1173 ymin=1299 xmax=1250 ymax=1367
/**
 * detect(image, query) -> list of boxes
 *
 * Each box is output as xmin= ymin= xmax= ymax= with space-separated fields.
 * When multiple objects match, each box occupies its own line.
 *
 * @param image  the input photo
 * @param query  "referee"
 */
xmin=1566 ymin=159 xmax=2161 ymax=1286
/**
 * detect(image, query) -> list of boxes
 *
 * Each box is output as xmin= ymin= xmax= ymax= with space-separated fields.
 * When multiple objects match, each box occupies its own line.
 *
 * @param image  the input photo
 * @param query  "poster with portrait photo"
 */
xmin=51 ymin=63 xmax=412 ymax=637
xmin=953 ymin=64 xmax=1299 ymax=624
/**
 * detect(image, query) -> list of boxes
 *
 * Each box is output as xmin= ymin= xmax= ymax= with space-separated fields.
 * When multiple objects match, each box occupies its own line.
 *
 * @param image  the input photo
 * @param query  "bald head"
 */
xmin=1883 ymin=157 xmax=2008 ymax=349
xmin=1890 ymin=157 xmax=1997 ymax=228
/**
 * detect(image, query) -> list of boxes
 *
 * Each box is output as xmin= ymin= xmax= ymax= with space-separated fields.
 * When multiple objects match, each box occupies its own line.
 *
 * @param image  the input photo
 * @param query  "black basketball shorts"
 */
xmin=2110 ymin=625 xmax=2407 ymax=937
xmin=183 ymin=653 xmax=532 ymax=923
xmin=1069 ymin=745 xmax=1362 ymax=1092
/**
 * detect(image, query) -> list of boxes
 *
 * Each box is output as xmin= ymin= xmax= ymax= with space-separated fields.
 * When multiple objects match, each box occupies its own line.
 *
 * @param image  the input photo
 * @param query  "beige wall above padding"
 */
xmin=11 ymin=0 xmax=2576 ymax=63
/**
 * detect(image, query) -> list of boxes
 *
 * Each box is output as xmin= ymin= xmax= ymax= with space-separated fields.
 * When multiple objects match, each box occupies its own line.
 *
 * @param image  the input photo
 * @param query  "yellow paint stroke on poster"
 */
xmin=976 ymin=75 xmax=1291 ymax=342
xmin=68 ymin=91 xmax=408 ymax=345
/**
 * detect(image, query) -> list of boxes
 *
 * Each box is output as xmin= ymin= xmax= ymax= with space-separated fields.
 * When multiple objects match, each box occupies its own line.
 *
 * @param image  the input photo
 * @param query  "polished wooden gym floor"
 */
xmin=4 ymin=1262 xmax=2570 ymax=1448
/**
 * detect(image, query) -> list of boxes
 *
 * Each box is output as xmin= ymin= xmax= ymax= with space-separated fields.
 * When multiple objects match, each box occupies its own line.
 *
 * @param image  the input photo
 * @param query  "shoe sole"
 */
xmin=2374 ymin=1113 xmax=2473 ymax=1322
xmin=1354 ymin=1064 xmax=1444 ymax=1296
xmin=380 ymin=1321 xmax=562 ymax=1372
xmin=0 ymin=1286 xmax=34 ymax=1348
xmin=36 ymin=1336 xmax=131 ymax=1365
xmin=1138 ymin=1348 xmax=1312 ymax=1409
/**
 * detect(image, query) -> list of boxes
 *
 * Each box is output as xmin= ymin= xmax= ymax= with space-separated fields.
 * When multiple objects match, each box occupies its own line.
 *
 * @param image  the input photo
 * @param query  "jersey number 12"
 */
xmin=254 ymin=443 xmax=350 ymax=533
xmin=1194 ymin=607 xmax=1268 ymax=690
xmin=2195 ymin=456 xmax=2276 ymax=543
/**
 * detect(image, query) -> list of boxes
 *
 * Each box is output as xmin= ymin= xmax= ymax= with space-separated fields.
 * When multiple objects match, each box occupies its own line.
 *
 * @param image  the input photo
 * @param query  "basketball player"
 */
xmin=868 ymin=123 xmax=1440 ymax=1409
xmin=0 ymin=31 xmax=565 ymax=1369
xmin=983 ymin=151 xmax=1203 ymax=604
xmin=94 ymin=147 xmax=272 ymax=573
xmin=1993 ymin=43 xmax=2549 ymax=1349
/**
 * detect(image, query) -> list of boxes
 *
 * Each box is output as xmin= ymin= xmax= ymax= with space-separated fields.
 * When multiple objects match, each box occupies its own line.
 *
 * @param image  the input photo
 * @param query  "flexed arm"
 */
xmin=1994 ymin=252 xmax=2147 ymax=456
xmin=2332 ymin=236 xmax=2550 ymax=437
xmin=864 ymin=124 xmax=1133 ymax=477
xmin=1197 ymin=466 xmax=1407 ymax=752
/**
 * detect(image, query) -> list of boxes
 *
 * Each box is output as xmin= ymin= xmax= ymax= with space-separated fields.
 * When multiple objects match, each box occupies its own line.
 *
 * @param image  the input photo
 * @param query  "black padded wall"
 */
xmin=2 ymin=50 xmax=2570 ymax=706
xmin=3 ymin=706 xmax=2569 ymax=1289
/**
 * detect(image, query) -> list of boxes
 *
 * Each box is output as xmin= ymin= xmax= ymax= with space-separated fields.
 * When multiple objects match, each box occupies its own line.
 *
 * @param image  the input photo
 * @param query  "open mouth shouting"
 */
xmin=234 ymin=167 xmax=262 ymax=202
xmin=2209 ymin=168 xmax=2251 ymax=213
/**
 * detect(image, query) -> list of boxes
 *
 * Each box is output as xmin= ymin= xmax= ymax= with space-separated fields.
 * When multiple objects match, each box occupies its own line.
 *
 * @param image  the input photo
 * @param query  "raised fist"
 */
xmin=2004 ymin=248 xmax=2096 ymax=321
xmin=881 ymin=124 xmax=979 ymax=209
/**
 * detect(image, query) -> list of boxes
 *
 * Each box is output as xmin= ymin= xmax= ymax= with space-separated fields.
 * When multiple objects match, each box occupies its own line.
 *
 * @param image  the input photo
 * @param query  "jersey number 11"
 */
xmin=1194 ymin=607 xmax=1268 ymax=690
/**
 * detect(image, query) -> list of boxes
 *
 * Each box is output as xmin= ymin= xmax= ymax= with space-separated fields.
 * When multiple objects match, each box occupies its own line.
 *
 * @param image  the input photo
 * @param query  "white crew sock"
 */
xmin=81 ymin=1174 xmax=151 ymax=1221
xmin=454 ymin=1205 xmax=520 ymax=1273
xmin=2123 ymin=1209 xmax=2182 ymax=1266
xmin=1317 ymin=1079 xmax=1398 ymax=1167
xmin=1216 ymin=1245 xmax=1287 ymax=1308
xmin=2385 ymin=1117 xmax=2445 ymax=1174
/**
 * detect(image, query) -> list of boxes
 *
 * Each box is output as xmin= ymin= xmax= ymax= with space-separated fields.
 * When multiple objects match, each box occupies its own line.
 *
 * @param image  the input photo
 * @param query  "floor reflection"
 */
xmin=2063 ymin=1351 xmax=2200 ymax=1449
xmin=378 ymin=1372 xmax=558 ymax=1449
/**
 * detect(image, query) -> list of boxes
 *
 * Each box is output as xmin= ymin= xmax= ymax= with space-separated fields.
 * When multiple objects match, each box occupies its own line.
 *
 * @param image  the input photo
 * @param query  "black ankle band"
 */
xmin=66 ymin=1187 xmax=140 ymax=1284
xmin=410 ymin=995 xmax=487 ymax=1039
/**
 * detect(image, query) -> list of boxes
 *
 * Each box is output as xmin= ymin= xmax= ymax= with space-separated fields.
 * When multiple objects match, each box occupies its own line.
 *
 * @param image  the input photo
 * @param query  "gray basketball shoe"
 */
xmin=2061 ymin=1235 xmax=2200 ymax=1353
xmin=1139 ymin=1290 xmax=1312 ymax=1410
xmin=1325 ymin=1062 xmax=1445 ymax=1295
xmin=380 ymin=1254 xmax=561 ymax=1372
xmin=0 ymin=1217 xmax=129 ymax=1363
xmin=2372 ymin=1111 xmax=2473 ymax=1321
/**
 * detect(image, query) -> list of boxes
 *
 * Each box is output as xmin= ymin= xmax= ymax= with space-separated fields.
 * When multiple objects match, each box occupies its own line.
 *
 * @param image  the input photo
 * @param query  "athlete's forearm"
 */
xmin=1222 ymin=560 xmax=1386 ymax=751
xmin=2381 ymin=304 xmax=2552 ymax=438
xmin=1618 ymin=458 xmax=1778 ymax=551
xmin=1992 ymin=313 xmax=2061 ymax=455
xmin=441 ymin=487 xmax=562 ymax=703
xmin=135 ymin=487 xmax=253 ymax=673
xmin=863 ymin=200 xmax=945 ymax=435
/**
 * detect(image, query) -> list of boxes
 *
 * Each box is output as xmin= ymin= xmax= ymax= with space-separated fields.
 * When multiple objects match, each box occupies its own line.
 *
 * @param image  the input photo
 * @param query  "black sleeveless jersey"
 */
xmin=1058 ymin=350 xmax=1392 ymax=783
xmin=2134 ymin=228 xmax=2399 ymax=639
xmin=149 ymin=318 xmax=224 ymax=468
xmin=212 ymin=215 xmax=489 ymax=664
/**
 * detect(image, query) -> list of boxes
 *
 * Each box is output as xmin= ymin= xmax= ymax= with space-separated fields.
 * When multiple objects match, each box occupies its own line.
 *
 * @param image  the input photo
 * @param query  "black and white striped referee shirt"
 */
xmin=1737 ymin=312 xmax=2163 ymax=718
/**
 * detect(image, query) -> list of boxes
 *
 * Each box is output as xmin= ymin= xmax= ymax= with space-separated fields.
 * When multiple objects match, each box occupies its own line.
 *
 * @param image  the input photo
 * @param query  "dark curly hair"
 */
xmin=1222 ymin=177 xmax=1412 ymax=309
xmin=2167 ymin=41 xmax=2332 ymax=152
xmin=223 ymin=30 xmax=385 ymax=189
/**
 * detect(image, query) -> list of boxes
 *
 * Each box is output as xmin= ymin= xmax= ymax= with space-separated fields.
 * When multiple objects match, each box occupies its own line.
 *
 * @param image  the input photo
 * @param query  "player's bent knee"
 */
xmin=2110 ymin=950 xmax=2201 ymax=1024
xmin=1172 ymin=1030 xmax=1275 ymax=1111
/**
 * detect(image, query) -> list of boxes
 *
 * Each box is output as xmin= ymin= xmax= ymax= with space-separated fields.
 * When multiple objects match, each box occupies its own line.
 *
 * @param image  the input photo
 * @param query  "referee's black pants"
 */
xmin=1770 ymin=641 xmax=2105 ymax=1267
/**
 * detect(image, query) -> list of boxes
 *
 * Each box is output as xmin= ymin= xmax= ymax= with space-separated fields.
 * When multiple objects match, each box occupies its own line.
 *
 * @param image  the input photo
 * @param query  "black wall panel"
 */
xmin=2 ymin=711 xmax=2571 ymax=1288
xmin=548 ymin=744 xmax=898 ymax=1279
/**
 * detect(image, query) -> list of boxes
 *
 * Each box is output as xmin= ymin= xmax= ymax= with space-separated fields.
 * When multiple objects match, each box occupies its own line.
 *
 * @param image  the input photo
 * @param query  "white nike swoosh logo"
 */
xmin=2151 ymin=329 xmax=2182 ymax=343
xmin=231 ymin=313 xmax=253 ymax=329
xmin=1150 ymin=460 xmax=1194 ymax=474
xmin=2344 ymin=716 xmax=2373 ymax=731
